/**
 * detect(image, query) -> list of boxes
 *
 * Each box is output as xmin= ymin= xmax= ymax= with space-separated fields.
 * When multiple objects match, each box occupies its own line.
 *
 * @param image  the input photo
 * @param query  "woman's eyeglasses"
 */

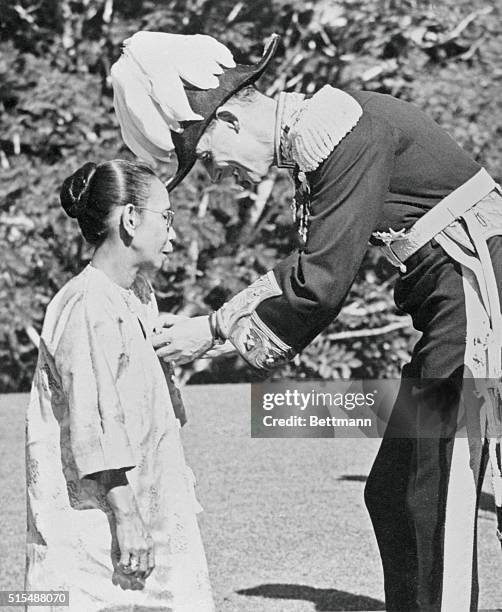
xmin=135 ymin=207 xmax=174 ymax=230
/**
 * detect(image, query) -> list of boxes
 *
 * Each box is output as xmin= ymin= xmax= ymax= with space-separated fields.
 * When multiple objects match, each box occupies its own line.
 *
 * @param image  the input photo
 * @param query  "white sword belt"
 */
xmin=373 ymin=168 xmax=502 ymax=379
xmin=372 ymin=169 xmax=500 ymax=274
xmin=374 ymin=169 xmax=502 ymax=527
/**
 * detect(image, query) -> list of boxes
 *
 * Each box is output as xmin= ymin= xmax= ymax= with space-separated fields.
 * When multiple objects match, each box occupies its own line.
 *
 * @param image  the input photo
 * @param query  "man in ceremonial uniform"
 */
xmin=111 ymin=32 xmax=502 ymax=611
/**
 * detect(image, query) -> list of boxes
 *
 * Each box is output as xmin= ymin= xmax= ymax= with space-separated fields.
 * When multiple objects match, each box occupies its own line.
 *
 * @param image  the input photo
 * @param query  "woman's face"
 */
xmin=132 ymin=177 xmax=175 ymax=272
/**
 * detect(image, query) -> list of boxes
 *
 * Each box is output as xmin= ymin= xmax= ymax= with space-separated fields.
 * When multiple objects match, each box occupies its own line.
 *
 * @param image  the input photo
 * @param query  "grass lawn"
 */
xmin=1 ymin=386 xmax=501 ymax=611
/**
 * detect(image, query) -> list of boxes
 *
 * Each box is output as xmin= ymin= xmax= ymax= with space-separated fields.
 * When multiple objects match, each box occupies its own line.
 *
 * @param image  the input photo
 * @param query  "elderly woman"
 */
xmin=25 ymin=160 xmax=214 ymax=611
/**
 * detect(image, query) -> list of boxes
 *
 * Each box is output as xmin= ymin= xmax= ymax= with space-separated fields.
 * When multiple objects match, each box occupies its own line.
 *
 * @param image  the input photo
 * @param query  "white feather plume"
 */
xmin=111 ymin=31 xmax=236 ymax=163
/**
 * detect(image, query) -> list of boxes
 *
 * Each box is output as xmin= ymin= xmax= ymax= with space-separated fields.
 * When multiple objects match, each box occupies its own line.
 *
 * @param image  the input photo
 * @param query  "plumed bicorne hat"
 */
xmin=111 ymin=31 xmax=280 ymax=192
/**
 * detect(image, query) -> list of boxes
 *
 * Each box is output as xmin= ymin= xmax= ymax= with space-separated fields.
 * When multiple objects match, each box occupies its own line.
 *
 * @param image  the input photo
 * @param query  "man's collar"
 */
xmin=274 ymin=91 xmax=305 ymax=169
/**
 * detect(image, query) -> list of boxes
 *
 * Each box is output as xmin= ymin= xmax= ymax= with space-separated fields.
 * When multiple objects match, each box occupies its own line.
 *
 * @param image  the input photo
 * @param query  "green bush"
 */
xmin=0 ymin=0 xmax=500 ymax=391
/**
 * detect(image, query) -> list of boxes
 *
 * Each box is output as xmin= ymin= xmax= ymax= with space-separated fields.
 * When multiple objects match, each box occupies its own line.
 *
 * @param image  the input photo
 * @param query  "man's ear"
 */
xmin=215 ymin=106 xmax=240 ymax=133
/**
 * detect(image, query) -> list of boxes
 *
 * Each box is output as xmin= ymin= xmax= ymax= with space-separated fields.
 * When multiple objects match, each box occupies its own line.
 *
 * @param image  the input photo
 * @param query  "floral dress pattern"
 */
xmin=25 ymin=265 xmax=214 ymax=612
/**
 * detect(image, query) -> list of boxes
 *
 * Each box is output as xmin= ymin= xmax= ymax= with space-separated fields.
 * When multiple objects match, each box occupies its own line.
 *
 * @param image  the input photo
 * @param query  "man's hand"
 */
xmin=203 ymin=340 xmax=236 ymax=359
xmin=155 ymin=312 xmax=188 ymax=331
xmin=153 ymin=315 xmax=214 ymax=365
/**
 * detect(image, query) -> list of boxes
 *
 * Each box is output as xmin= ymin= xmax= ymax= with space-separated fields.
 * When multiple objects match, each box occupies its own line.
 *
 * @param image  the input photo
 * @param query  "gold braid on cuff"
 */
xmin=214 ymin=272 xmax=295 ymax=370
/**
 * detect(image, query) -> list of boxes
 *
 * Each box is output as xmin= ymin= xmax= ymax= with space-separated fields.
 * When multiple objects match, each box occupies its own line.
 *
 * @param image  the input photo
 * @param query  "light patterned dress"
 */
xmin=25 ymin=264 xmax=214 ymax=612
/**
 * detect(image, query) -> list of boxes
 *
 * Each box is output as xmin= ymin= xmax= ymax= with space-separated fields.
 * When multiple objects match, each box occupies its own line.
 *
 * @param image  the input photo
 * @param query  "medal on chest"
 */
xmin=292 ymin=169 xmax=311 ymax=246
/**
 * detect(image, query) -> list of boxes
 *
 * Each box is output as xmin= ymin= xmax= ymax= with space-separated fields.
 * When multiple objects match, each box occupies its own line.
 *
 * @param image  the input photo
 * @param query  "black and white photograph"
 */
xmin=1 ymin=1 xmax=502 ymax=610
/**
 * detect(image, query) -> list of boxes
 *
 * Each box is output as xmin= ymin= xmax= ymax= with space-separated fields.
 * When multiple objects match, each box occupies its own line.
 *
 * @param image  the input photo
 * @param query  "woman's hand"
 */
xmin=99 ymin=470 xmax=155 ymax=580
xmin=114 ymin=510 xmax=155 ymax=580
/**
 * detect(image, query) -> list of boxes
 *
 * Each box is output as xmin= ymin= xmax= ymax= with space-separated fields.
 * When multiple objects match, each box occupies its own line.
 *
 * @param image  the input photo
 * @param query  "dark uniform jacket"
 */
xmin=256 ymin=90 xmax=481 ymax=352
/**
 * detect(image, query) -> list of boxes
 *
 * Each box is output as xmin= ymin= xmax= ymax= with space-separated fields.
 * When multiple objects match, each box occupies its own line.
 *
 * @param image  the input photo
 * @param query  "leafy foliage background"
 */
xmin=0 ymin=0 xmax=501 ymax=391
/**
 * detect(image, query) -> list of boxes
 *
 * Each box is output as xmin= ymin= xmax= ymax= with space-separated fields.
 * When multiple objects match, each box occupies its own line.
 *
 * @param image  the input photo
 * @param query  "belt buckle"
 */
xmin=372 ymin=228 xmax=408 ymax=273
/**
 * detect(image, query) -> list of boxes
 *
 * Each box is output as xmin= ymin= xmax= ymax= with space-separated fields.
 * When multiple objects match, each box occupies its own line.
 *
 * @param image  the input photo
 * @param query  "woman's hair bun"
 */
xmin=60 ymin=162 xmax=97 ymax=218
